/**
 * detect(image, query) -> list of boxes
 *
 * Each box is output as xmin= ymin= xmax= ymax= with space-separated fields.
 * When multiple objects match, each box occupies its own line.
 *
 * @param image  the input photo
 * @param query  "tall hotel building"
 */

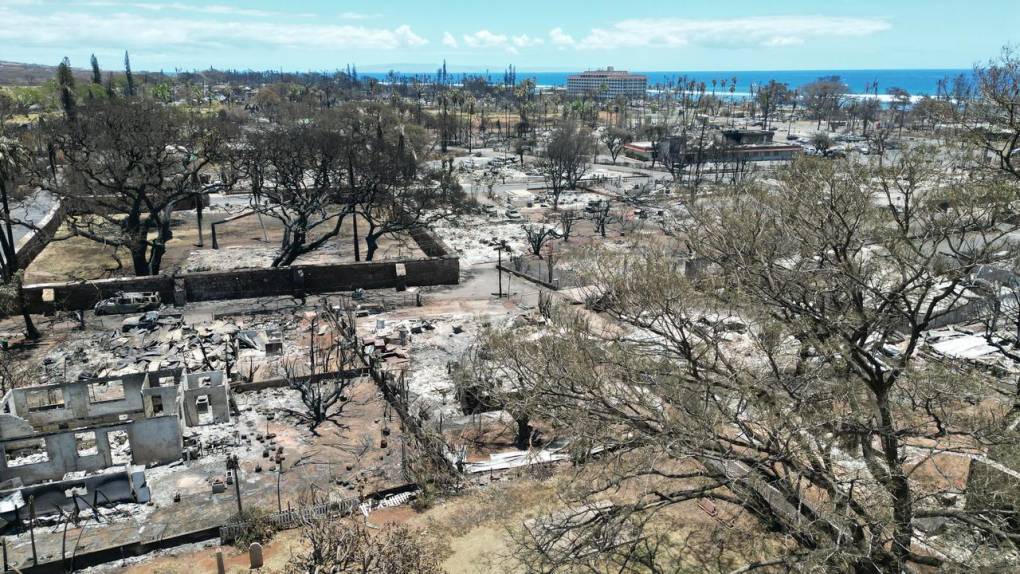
xmin=566 ymin=67 xmax=648 ymax=98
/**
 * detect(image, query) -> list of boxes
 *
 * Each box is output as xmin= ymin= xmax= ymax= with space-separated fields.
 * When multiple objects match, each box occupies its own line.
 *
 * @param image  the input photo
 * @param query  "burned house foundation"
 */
xmin=0 ymin=366 xmax=233 ymax=531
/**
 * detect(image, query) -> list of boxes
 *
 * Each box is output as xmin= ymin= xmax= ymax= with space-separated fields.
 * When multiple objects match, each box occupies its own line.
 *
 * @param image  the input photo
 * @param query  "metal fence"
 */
xmin=219 ymin=496 xmax=359 ymax=542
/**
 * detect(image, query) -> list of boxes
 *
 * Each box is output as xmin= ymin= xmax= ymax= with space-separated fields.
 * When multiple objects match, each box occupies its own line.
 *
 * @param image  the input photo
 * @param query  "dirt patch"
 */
xmin=26 ymin=211 xmax=424 ymax=283
xmin=114 ymin=529 xmax=303 ymax=574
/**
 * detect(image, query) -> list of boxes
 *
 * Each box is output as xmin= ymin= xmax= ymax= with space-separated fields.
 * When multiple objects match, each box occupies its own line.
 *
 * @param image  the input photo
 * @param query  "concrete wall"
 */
xmin=23 ymin=253 xmax=459 ymax=313
xmin=181 ymin=371 xmax=230 ymax=426
xmin=126 ymin=416 xmax=183 ymax=464
xmin=0 ymin=468 xmax=149 ymax=522
xmin=0 ymin=416 xmax=182 ymax=485
xmin=6 ymin=372 xmax=151 ymax=430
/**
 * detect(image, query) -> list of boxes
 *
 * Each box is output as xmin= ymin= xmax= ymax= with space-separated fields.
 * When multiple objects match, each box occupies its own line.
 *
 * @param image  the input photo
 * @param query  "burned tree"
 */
xmin=290 ymin=514 xmax=443 ymax=574
xmin=600 ymin=126 xmax=633 ymax=164
xmin=556 ymin=209 xmax=580 ymax=242
xmin=802 ymin=76 xmax=848 ymax=130
xmin=809 ymin=131 xmax=834 ymax=156
xmin=523 ymin=224 xmax=558 ymax=256
xmin=468 ymin=151 xmax=1020 ymax=572
xmin=41 ymin=100 xmax=232 ymax=275
xmin=588 ymin=199 xmax=614 ymax=238
xmin=966 ymin=47 xmax=1020 ymax=181
xmin=333 ymin=103 xmax=423 ymax=261
xmin=0 ymin=344 xmax=33 ymax=395
xmin=282 ymin=303 xmax=361 ymax=434
xmin=538 ymin=119 xmax=593 ymax=210
xmin=355 ymin=161 xmax=471 ymax=262
xmin=242 ymin=118 xmax=351 ymax=267
xmin=755 ymin=80 xmax=792 ymax=131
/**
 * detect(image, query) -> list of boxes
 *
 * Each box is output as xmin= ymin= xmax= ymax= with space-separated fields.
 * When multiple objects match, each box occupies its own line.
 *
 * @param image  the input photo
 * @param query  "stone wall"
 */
xmin=21 ymin=227 xmax=459 ymax=313
xmin=22 ymin=274 xmax=175 ymax=314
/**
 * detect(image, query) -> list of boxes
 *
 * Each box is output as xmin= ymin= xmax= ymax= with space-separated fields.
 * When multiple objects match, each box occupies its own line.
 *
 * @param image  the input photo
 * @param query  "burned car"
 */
xmin=93 ymin=292 xmax=162 ymax=316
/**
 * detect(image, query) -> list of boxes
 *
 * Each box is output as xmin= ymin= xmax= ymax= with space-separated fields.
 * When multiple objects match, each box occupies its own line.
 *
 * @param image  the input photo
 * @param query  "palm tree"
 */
xmin=0 ymin=137 xmax=39 ymax=340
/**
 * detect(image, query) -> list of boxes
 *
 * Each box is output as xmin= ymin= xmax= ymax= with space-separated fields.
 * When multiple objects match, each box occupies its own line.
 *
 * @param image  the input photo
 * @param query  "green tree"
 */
xmin=600 ymin=126 xmax=633 ymax=164
xmin=124 ymin=51 xmax=135 ymax=97
xmin=56 ymin=57 xmax=76 ymax=121
xmin=90 ymin=54 xmax=102 ymax=85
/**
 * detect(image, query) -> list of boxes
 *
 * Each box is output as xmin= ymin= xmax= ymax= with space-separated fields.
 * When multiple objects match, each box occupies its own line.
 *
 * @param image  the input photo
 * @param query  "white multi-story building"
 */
xmin=566 ymin=67 xmax=647 ymax=99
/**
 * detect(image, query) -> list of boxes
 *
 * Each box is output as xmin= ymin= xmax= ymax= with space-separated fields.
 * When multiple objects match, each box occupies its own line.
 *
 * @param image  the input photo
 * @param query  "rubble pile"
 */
xmin=40 ymin=312 xmax=309 ymax=384
xmin=363 ymin=312 xmax=522 ymax=421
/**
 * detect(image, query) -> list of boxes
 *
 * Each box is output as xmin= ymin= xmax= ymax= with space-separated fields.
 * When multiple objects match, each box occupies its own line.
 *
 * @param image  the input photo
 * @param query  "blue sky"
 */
xmin=0 ymin=0 xmax=1016 ymax=72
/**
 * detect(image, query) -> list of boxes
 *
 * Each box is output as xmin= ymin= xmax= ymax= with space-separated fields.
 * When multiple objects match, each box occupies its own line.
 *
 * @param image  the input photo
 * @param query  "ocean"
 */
xmin=361 ymin=69 xmax=971 ymax=97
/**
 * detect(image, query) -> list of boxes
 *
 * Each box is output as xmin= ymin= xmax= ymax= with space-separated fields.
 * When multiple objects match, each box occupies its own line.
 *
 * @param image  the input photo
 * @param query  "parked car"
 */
xmin=94 ymin=292 xmax=161 ymax=316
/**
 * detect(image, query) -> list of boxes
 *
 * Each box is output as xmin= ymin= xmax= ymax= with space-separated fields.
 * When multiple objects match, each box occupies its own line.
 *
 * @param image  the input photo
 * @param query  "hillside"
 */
xmin=0 ymin=60 xmax=91 ymax=86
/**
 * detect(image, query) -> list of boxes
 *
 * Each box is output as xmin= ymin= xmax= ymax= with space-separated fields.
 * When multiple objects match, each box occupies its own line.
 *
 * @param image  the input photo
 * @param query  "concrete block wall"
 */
xmin=409 ymin=226 xmax=455 ymax=258
xmin=182 ymin=267 xmax=300 ymax=302
xmin=20 ymin=226 xmax=460 ymax=313
xmin=21 ymin=275 xmax=174 ymax=314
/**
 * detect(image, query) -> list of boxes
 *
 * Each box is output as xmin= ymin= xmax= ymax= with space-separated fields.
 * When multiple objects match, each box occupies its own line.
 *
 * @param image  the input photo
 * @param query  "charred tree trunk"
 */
xmin=364 ymin=234 xmax=380 ymax=262
xmin=351 ymin=215 xmax=361 ymax=262
xmin=514 ymin=414 xmax=532 ymax=450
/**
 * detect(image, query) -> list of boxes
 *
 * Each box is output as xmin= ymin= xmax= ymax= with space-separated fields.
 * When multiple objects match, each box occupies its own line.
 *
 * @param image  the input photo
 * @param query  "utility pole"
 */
xmin=309 ymin=315 xmax=317 ymax=376
xmin=276 ymin=463 xmax=283 ymax=512
xmin=493 ymin=240 xmax=510 ymax=298
xmin=227 ymin=454 xmax=243 ymax=515
xmin=29 ymin=495 xmax=37 ymax=566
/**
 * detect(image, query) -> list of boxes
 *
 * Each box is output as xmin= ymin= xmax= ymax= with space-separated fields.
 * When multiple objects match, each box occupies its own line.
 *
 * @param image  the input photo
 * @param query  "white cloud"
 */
xmin=79 ymin=1 xmax=309 ymax=18
xmin=442 ymin=31 xmax=458 ymax=48
xmin=462 ymin=29 xmax=508 ymax=49
xmin=572 ymin=16 xmax=890 ymax=50
xmin=338 ymin=11 xmax=381 ymax=20
xmin=512 ymin=34 xmax=543 ymax=48
xmin=457 ymin=30 xmax=546 ymax=53
xmin=763 ymin=36 xmax=804 ymax=47
xmin=0 ymin=7 xmax=428 ymax=52
xmin=548 ymin=27 xmax=575 ymax=47
xmin=460 ymin=29 xmax=543 ymax=53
